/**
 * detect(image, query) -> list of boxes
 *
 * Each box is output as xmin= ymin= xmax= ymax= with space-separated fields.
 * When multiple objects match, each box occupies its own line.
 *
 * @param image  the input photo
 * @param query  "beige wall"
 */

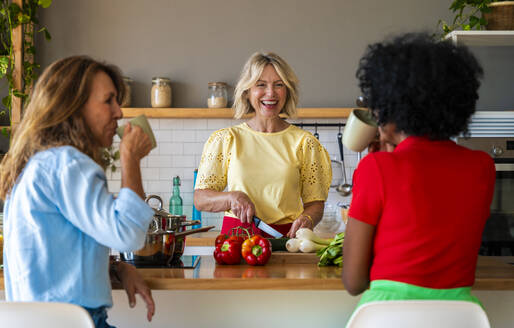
xmin=34 ymin=0 xmax=513 ymax=110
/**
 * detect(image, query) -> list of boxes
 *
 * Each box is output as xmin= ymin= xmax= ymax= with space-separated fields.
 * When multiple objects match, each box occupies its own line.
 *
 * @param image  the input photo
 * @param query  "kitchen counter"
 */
xmin=129 ymin=255 xmax=514 ymax=291
xmin=1 ymin=255 xmax=513 ymax=291
xmin=1 ymin=255 xmax=513 ymax=328
xmin=121 ymin=253 xmax=341 ymax=290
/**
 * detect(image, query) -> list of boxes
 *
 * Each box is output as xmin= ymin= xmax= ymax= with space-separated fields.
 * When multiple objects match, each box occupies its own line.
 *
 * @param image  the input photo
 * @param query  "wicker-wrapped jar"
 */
xmin=484 ymin=1 xmax=514 ymax=30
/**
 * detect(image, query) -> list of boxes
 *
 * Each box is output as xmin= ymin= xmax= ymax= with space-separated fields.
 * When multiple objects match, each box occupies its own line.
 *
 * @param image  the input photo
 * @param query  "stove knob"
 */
xmin=492 ymin=146 xmax=504 ymax=157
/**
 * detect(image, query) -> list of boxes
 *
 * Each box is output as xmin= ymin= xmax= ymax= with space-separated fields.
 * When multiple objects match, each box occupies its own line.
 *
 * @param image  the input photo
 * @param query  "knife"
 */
xmin=253 ymin=216 xmax=283 ymax=238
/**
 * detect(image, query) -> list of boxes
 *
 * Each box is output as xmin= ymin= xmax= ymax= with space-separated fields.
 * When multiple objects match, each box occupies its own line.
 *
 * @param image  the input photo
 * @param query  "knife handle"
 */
xmin=253 ymin=216 xmax=261 ymax=225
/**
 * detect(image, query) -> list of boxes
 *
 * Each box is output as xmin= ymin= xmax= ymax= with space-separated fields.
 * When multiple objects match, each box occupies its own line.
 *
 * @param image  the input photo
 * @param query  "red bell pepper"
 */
xmin=213 ymin=244 xmax=224 ymax=264
xmin=214 ymin=233 xmax=228 ymax=247
xmin=213 ymin=239 xmax=242 ymax=265
xmin=228 ymin=234 xmax=245 ymax=244
xmin=241 ymin=235 xmax=272 ymax=266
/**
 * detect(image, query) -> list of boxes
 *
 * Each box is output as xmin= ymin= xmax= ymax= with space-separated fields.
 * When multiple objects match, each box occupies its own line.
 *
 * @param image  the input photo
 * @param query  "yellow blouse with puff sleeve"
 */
xmin=195 ymin=123 xmax=332 ymax=225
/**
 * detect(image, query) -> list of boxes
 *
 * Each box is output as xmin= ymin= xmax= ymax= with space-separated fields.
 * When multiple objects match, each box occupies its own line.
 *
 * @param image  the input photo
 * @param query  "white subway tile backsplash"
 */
xmin=180 ymin=179 xmax=194 ymax=192
xmin=159 ymin=142 xmax=183 ymax=155
xmin=319 ymin=132 xmax=340 ymax=143
xmin=159 ymin=168 xmax=181 ymax=181
xmin=146 ymin=155 xmax=172 ymax=168
xmin=154 ymin=130 xmax=173 ymax=142
xmin=147 ymin=180 xmax=171 ymax=193
xmin=193 ymin=156 xmax=201 ymax=168
xmin=180 ymin=168 xmax=197 ymax=180
xmin=142 ymin=167 xmax=160 ymax=180
xmin=171 ymin=130 xmax=196 ymax=143
xmin=207 ymin=119 xmax=231 ymax=130
xmin=344 ymin=154 xmax=359 ymax=168
xmin=182 ymin=191 xmax=193 ymax=205
xmin=324 ymin=143 xmax=338 ymax=156
xmin=148 ymin=119 xmax=160 ymax=129
xmin=171 ymin=155 xmax=195 ymax=168
xmin=149 ymin=147 xmax=159 ymax=156
xmin=159 ymin=119 xmax=183 ymax=130
xmin=183 ymin=142 xmax=204 ymax=155
xmin=139 ymin=157 xmax=148 ymax=168
xmin=182 ymin=119 xmax=207 ymax=130
xmin=195 ymin=130 xmax=213 ymax=143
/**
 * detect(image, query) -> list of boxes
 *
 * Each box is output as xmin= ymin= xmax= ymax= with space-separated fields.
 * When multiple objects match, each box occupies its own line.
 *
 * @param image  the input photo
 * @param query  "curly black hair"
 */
xmin=356 ymin=33 xmax=483 ymax=139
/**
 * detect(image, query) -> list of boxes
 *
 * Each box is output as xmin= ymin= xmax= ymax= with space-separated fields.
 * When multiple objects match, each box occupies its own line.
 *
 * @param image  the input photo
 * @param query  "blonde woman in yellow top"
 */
xmin=194 ymin=52 xmax=332 ymax=238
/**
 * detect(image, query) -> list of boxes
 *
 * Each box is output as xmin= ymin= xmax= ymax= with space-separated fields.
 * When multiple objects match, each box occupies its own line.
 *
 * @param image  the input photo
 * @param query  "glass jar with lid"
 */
xmin=121 ymin=77 xmax=132 ymax=107
xmin=207 ymin=82 xmax=228 ymax=108
xmin=151 ymin=77 xmax=172 ymax=108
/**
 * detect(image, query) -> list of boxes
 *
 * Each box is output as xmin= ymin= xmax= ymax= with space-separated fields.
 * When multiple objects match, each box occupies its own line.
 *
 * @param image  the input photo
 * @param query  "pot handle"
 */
xmin=173 ymin=225 xmax=215 ymax=238
xmin=180 ymin=220 xmax=202 ymax=226
xmin=145 ymin=194 xmax=164 ymax=210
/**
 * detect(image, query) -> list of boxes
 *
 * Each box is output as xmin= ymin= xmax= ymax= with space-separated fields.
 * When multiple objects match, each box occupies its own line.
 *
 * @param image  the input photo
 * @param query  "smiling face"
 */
xmin=82 ymin=71 xmax=122 ymax=148
xmin=248 ymin=64 xmax=288 ymax=119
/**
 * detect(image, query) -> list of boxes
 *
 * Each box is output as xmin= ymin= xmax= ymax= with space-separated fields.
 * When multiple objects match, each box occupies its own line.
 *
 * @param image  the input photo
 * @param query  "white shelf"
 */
xmin=446 ymin=31 xmax=514 ymax=46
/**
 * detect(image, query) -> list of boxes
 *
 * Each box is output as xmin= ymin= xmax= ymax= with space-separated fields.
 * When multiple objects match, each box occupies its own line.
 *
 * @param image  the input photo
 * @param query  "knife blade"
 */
xmin=253 ymin=216 xmax=283 ymax=238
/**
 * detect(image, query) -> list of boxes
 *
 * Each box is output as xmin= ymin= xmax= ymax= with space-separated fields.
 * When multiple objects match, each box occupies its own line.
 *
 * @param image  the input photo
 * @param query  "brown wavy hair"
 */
xmin=0 ymin=56 xmax=125 ymax=200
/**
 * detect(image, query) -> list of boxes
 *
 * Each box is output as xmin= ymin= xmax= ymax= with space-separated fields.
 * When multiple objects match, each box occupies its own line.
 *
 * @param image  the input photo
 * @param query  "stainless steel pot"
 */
xmin=120 ymin=195 xmax=214 ymax=266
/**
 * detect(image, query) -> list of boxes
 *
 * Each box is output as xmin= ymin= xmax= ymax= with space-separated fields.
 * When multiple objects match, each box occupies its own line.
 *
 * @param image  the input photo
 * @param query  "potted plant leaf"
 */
xmin=0 ymin=0 xmax=52 ymax=139
xmin=439 ymin=0 xmax=514 ymax=37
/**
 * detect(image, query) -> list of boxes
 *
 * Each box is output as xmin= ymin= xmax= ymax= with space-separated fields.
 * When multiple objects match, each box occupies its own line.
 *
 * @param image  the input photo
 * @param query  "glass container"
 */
xmin=207 ymin=82 xmax=228 ymax=108
xmin=169 ymin=176 xmax=183 ymax=216
xmin=121 ymin=76 xmax=132 ymax=107
xmin=314 ymin=203 xmax=341 ymax=238
xmin=151 ymin=77 xmax=172 ymax=108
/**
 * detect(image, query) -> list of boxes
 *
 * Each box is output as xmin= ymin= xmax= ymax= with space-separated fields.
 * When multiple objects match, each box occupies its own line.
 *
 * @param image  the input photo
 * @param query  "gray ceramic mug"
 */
xmin=116 ymin=114 xmax=157 ymax=149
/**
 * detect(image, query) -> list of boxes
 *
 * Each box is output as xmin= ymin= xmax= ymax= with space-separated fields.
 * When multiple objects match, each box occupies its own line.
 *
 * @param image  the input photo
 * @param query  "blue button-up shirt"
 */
xmin=3 ymin=146 xmax=154 ymax=308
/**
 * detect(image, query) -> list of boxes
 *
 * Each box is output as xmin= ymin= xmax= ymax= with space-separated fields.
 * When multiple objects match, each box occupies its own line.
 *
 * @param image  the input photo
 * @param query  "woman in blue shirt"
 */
xmin=0 ymin=56 xmax=155 ymax=328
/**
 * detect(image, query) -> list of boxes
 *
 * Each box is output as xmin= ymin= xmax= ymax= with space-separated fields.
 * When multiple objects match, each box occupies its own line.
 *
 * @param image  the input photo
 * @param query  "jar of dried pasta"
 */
xmin=121 ymin=77 xmax=132 ymax=107
xmin=151 ymin=77 xmax=172 ymax=108
xmin=207 ymin=82 xmax=228 ymax=108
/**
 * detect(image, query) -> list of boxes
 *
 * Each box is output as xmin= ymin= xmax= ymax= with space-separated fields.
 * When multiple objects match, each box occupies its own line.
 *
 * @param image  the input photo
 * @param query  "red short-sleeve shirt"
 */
xmin=348 ymin=136 xmax=495 ymax=288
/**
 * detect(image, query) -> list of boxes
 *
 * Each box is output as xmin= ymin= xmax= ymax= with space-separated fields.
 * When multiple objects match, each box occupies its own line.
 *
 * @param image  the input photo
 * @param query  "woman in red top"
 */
xmin=342 ymin=33 xmax=496 ymax=309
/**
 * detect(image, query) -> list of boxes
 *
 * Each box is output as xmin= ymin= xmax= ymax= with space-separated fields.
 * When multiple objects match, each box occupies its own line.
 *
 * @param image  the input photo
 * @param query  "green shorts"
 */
xmin=357 ymin=280 xmax=482 ymax=309
xmin=346 ymin=280 xmax=483 ymax=327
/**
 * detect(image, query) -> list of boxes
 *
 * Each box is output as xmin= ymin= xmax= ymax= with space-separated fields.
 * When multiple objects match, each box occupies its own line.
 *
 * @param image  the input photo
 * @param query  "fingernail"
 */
xmin=130 ymin=302 xmax=135 ymax=307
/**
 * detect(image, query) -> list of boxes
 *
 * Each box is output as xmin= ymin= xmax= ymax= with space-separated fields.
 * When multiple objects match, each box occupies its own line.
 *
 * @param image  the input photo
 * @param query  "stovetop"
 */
xmin=123 ymin=255 xmax=200 ymax=269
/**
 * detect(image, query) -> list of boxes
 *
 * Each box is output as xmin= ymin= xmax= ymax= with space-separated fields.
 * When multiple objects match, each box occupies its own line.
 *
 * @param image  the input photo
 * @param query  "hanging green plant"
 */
xmin=0 ymin=0 xmax=52 ymax=137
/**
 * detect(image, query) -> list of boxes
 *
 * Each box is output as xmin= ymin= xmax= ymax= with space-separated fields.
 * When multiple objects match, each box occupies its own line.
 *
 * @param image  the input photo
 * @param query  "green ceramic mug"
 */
xmin=116 ymin=114 xmax=157 ymax=149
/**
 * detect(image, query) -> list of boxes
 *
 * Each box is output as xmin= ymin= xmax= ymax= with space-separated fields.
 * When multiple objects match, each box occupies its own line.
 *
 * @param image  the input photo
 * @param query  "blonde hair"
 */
xmin=0 ymin=56 xmax=125 ymax=200
xmin=233 ymin=52 xmax=299 ymax=119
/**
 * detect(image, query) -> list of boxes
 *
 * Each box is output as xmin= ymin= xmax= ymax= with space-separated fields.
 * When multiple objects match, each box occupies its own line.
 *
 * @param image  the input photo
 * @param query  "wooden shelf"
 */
xmin=121 ymin=107 xmax=355 ymax=119
xmin=446 ymin=31 xmax=514 ymax=46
